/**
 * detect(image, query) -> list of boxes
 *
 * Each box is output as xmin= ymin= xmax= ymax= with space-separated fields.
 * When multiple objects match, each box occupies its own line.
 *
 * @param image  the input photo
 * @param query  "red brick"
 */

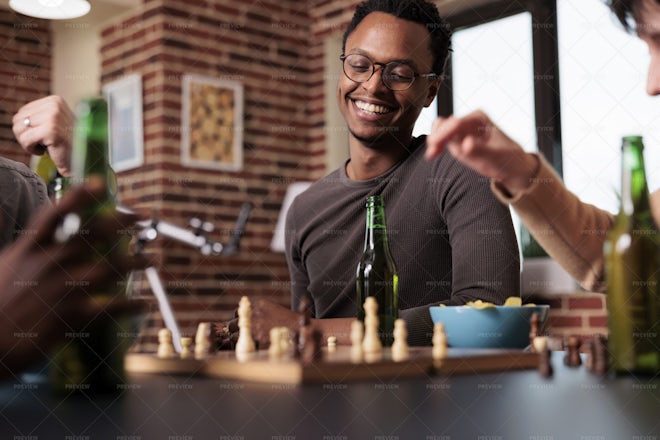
xmin=568 ymin=296 xmax=605 ymax=310
xmin=588 ymin=315 xmax=608 ymax=328
xmin=547 ymin=315 xmax=583 ymax=328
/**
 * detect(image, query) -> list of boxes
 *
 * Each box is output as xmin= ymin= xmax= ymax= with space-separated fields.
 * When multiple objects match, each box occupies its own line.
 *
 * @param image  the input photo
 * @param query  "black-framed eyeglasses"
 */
xmin=340 ymin=53 xmax=438 ymax=91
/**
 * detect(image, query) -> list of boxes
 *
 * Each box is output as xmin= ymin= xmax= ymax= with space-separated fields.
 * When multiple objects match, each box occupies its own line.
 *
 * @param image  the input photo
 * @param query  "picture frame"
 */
xmin=102 ymin=73 xmax=144 ymax=172
xmin=181 ymin=74 xmax=244 ymax=171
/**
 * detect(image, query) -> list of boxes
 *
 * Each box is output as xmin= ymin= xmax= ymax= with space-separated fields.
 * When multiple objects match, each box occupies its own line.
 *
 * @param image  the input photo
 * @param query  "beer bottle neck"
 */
xmin=620 ymin=139 xmax=649 ymax=216
xmin=364 ymin=197 xmax=389 ymax=250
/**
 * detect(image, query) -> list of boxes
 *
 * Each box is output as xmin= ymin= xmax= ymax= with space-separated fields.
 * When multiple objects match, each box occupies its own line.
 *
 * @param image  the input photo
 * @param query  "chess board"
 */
xmin=125 ymin=347 xmax=539 ymax=384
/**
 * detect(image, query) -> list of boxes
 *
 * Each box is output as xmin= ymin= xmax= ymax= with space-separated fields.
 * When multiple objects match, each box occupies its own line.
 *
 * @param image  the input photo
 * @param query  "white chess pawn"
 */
xmin=362 ymin=297 xmax=382 ymax=354
xmin=157 ymin=328 xmax=176 ymax=358
xmin=235 ymin=296 xmax=256 ymax=355
xmin=268 ymin=327 xmax=283 ymax=357
xmin=391 ymin=319 xmax=409 ymax=362
xmin=194 ymin=322 xmax=212 ymax=358
xmin=432 ymin=322 xmax=448 ymax=360
xmin=350 ymin=320 xmax=364 ymax=361
xmin=180 ymin=337 xmax=193 ymax=359
xmin=278 ymin=327 xmax=291 ymax=355
xmin=533 ymin=335 xmax=548 ymax=353
xmin=327 ymin=336 xmax=338 ymax=353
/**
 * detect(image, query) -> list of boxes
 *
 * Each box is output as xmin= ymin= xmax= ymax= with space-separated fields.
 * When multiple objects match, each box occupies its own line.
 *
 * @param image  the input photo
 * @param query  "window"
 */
xmin=437 ymin=0 xmax=562 ymax=172
xmin=557 ymin=0 xmax=660 ymax=213
xmin=436 ymin=0 xmax=659 ymax=214
xmin=415 ymin=11 xmax=537 ymax=154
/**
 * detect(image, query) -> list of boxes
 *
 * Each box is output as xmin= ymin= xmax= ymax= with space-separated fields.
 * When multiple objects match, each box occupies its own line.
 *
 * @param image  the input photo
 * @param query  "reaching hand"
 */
xmin=425 ymin=110 xmax=539 ymax=196
xmin=0 ymin=179 xmax=147 ymax=375
xmin=13 ymin=95 xmax=75 ymax=177
xmin=215 ymin=298 xmax=299 ymax=350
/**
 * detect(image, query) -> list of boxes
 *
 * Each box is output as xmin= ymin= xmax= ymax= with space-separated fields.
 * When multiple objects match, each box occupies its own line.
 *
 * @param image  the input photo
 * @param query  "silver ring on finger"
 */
xmin=23 ymin=117 xmax=31 ymax=128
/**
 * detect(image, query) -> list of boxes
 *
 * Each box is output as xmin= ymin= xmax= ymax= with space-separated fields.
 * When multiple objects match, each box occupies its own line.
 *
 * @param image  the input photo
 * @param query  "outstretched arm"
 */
xmin=425 ymin=110 xmax=539 ymax=197
xmin=426 ymin=110 xmax=615 ymax=291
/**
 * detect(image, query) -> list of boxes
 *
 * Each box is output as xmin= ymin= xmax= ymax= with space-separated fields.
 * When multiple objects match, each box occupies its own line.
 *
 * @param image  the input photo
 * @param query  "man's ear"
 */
xmin=423 ymin=77 xmax=441 ymax=107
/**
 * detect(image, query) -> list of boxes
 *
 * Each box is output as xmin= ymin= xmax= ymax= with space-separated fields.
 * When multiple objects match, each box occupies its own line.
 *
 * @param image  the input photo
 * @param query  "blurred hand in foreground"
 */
xmin=0 ymin=179 xmax=147 ymax=376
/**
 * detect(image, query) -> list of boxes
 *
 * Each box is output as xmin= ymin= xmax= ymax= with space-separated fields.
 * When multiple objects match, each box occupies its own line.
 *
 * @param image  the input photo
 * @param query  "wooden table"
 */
xmin=1 ymin=352 xmax=658 ymax=438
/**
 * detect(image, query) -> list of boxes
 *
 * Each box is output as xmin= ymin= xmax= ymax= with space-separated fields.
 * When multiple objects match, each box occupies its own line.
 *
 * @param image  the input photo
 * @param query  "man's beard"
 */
xmin=348 ymin=124 xmax=402 ymax=147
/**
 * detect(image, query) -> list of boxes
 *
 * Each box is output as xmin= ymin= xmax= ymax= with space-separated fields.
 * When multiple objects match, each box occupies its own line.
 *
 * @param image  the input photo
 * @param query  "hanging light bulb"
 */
xmin=9 ymin=0 xmax=90 ymax=20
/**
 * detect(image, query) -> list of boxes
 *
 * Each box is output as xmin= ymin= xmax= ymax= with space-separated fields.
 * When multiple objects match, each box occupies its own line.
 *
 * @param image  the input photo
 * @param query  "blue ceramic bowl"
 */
xmin=428 ymin=305 xmax=550 ymax=349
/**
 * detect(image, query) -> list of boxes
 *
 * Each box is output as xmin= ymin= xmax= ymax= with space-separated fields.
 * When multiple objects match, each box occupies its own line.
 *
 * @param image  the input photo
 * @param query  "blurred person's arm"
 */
xmin=12 ymin=95 xmax=75 ymax=177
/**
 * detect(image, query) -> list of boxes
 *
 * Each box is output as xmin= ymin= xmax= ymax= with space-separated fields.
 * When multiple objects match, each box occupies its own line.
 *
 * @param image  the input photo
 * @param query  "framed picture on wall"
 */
xmin=102 ymin=73 xmax=144 ymax=172
xmin=181 ymin=74 xmax=244 ymax=171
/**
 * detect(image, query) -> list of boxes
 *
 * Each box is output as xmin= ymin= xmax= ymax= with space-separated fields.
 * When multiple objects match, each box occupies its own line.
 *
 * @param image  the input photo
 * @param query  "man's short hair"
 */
xmin=608 ymin=0 xmax=659 ymax=31
xmin=342 ymin=0 xmax=452 ymax=76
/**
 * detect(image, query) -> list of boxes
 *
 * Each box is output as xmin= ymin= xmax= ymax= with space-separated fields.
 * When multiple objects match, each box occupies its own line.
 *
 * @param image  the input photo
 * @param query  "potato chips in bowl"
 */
xmin=429 ymin=297 xmax=549 ymax=349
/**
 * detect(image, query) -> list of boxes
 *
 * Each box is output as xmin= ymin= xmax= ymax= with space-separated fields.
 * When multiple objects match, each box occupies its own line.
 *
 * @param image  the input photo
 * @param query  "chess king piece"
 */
xmin=195 ymin=322 xmax=213 ymax=358
xmin=432 ymin=322 xmax=448 ymax=360
xmin=362 ymin=297 xmax=383 ymax=355
xmin=235 ymin=296 xmax=256 ymax=356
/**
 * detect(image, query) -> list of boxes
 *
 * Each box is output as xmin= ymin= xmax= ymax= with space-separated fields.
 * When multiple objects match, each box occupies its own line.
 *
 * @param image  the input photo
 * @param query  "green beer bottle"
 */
xmin=49 ymin=97 xmax=129 ymax=393
xmin=356 ymin=195 xmax=399 ymax=346
xmin=604 ymin=135 xmax=660 ymax=374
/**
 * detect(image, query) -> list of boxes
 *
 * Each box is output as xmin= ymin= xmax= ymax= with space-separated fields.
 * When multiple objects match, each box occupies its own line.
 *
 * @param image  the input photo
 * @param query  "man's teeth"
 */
xmin=355 ymin=100 xmax=390 ymax=114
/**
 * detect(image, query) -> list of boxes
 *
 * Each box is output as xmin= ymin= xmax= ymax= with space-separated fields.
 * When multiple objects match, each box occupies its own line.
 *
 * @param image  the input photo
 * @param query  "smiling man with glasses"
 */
xmin=215 ymin=0 xmax=522 ymax=349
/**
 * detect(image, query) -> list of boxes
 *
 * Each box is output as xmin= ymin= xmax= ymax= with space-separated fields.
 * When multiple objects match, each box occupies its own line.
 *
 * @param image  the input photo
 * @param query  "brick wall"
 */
xmin=526 ymin=291 xmax=609 ymax=346
xmin=98 ymin=0 xmax=609 ymax=350
xmin=100 ymin=0 xmax=322 ymax=349
xmin=0 ymin=9 xmax=51 ymax=164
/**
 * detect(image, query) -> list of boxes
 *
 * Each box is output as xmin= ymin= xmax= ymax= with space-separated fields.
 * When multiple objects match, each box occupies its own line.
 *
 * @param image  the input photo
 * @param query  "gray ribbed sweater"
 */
xmin=285 ymin=136 xmax=521 ymax=345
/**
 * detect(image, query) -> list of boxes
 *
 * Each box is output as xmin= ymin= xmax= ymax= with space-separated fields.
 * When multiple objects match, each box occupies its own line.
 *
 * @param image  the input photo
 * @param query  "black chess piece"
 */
xmin=297 ymin=296 xmax=312 ymax=355
xmin=529 ymin=312 xmax=539 ymax=349
xmin=563 ymin=335 xmax=582 ymax=367
xmin=539 ymin=346 xmax=554 ymax=378
xmin=584 ymin=339 xmax=595 ymax=372
xmin=593 ymin=334 xmax=609 ymax=375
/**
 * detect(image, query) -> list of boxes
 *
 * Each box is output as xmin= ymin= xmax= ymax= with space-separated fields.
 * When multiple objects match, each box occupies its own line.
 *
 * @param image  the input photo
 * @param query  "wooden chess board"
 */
xmin=125 ymin=347 xmax=539 ymax=384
